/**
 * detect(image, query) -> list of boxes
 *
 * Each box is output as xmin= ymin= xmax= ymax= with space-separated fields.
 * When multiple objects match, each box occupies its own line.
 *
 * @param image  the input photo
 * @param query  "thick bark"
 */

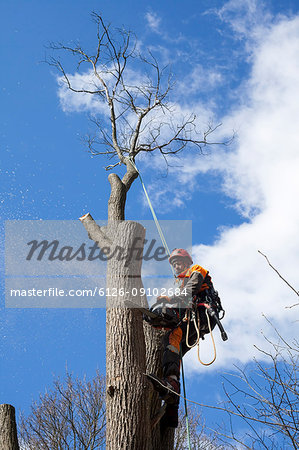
xmin=107 ymin=161 xmax=139 ymax=221
xmin=144 ymin=324 xmax=175 ymax=449
xmin=108 ymin=173 xmax=127 ymax=221
xmin=81 ymin=168 xmax=174 ymax=449
xmin=80 ymin=214 xmax=152 ymax=449
xmin=0 ymin=404 xmax=19 ymax=450
xmin=105 ymin=221 xmax=151 ymax=449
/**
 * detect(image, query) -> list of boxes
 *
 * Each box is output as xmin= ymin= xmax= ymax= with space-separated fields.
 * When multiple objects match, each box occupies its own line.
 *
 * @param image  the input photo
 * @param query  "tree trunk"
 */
xmin=105 ymin=222 xmax=174 ymax=450
xmin=144 ymin=324 xmax=175 ymax=449
xmin=81 ymin=169 xmax=174 ymax=449
xmin=105 ymin=220 xmax=153 ymax=449
xmin=0 ymin=404 xmax=19 ymax=450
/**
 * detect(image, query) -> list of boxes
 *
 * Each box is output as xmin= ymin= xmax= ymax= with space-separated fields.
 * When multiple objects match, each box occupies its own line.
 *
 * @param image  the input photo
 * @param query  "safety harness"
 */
xmin=147 ymin=287 xmax=228 ymax=365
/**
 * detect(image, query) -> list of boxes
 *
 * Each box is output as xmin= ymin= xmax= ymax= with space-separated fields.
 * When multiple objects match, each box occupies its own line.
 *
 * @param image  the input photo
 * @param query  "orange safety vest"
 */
xmin=177 ymin=264 xmax=212 ymax=292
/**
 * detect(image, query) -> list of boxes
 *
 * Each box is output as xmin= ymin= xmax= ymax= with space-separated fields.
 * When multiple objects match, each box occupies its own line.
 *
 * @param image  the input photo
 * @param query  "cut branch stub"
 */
xmin=79 ymin=212 xmax=112 ymax=248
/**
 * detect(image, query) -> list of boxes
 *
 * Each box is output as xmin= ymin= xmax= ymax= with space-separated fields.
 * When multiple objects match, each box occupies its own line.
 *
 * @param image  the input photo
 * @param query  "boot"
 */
xmin=147 ymin=373 xmax=180 ymax=405
xmin=161 ymin=403 xmax=179 ymax=428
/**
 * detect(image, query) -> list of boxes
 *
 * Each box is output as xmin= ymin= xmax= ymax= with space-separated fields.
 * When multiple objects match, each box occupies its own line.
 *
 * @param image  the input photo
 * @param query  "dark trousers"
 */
xmin=162 ymin=313 xmax=199 ymax=379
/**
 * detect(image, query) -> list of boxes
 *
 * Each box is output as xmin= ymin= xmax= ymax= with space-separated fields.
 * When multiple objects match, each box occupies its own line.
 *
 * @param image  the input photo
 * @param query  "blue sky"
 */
xmin=1 ymin=0 xmax=299 ymax=443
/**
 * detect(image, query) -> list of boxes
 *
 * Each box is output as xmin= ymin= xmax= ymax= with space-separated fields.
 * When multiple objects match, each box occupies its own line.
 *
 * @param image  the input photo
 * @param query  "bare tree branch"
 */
xmin=47 ymin=12 xmax=228 ymax=181
xmin=19 ymin=371 xmax=106 ymax=450
xmin=258 ymin=250 xmax=299 ymax=308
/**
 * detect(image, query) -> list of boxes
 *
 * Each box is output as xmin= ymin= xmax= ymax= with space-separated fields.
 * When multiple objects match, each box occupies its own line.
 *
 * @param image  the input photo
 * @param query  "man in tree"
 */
xmin=51 ymin=13 xmax=228 ymax=446
xmin=147 ymin=248 xmax=223 ymax=428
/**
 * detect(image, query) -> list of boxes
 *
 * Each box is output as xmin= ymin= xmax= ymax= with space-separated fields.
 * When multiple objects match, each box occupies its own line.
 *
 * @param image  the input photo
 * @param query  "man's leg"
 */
xmin=159 ymin=326 xmax=183 ymax=428
xmin=147 ymin=325 xmax=182 ymax=400
xmin=162 ymin=326 xmax=183 ymax=379
xmin=162 ymin=320 xmax=199 ymax=428
xmin=149 ymin=320 xmax=196 ymax=428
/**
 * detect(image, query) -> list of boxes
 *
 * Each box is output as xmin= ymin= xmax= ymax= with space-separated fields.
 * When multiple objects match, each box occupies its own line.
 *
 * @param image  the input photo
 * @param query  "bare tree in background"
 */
xmin=174 ymin=407 xmax=224 ymax=450
xmin=19 ymin=371 xmax=105 ymax=450
xmin=215 ymin=253 xmax=299 ymax=449
xmin=258 ymin=250 xmax=299 ymax=308
xmin=49 ymin=13 xmax=226 ymax=449
xmin=218 ymin=331 xmax=298 ymax=449
xmin=18 ymin=371 xmax=227 ymax=450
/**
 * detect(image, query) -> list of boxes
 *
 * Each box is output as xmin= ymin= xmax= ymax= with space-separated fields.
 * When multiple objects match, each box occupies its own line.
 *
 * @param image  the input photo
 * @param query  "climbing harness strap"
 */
xmin=185 ymin=308 xmax=217 ymax=365
xmin=185 ymin=309 xmax=199 ymax=349
xmin=197 ymin=309 xmax=217 ymax=366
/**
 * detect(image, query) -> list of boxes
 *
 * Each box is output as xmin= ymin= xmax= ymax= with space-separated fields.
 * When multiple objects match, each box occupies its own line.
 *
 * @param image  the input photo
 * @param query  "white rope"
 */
xmin=128 ymin=158 xmax=175 ymax=277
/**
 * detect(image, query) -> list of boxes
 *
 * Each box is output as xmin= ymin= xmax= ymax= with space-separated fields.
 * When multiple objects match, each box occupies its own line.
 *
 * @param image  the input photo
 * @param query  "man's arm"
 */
xmin=156 ymin=265 xmax=208 ymax=307
xmin=170 ymin=270 xmax=205 ymax=307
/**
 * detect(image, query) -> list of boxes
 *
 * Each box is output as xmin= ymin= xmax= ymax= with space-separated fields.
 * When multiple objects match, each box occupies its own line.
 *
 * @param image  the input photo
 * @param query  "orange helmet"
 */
xmin=168 ymin=248 xmax=193 ymax=265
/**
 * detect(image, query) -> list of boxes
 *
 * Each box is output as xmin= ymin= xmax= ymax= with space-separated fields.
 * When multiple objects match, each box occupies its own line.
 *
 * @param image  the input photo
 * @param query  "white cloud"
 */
xmin=183 ymin=12 xmax=299 ymax=372
xmin=57 ymin=70 xmax=110 ymax=114
xmin=214 ymin=0 xmax=273 ymax=45
xmin=57 ymin=65 xmax=156 ymax=115
xmin=145 ymin=10 xmax=186 ymax=45
xmin=176 ymin=64 xmax=223 ymax=95
xmin=145 ymin=11 xmax=162 ymax=34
